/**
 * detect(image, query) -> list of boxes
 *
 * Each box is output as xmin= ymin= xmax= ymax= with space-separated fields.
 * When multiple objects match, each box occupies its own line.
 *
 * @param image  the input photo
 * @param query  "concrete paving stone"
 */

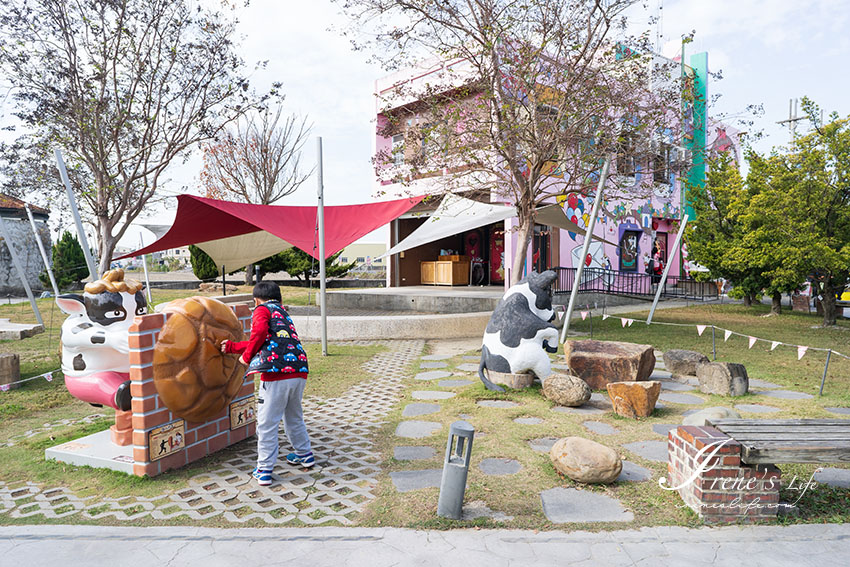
xmin=458 ymin=413 xmax=473 ymax=420
xmin=589 ymin=392 xmax=613 ymax=407
xmin=552 ymin=405 xmax=606 ymax=415
xmin=477 ymin=400 xmax=519 ymax=408
xmin=583 ymin=421 xmax=617 ymax=435
xmin=478 ymin=458 xmax=522 ymax=476
xmin=421 ymin=354 xmax=452 ymax=361
xmin=650 ymin=370 xmax=673 ymax=380
xmin=749 ymin=378 xmax=783 ymax=389
xmin=438 ymin=379 xmax=475 ymax=388
xmin=395 ymin=421 xmax=442 ymax=439
xmin=622 ymin=441 xmax=669 ymax=463
xmin=456 ymin=363 xmax=480 ymax=372
xmin=514 ymin=417 xmax=544 ymax=425
xmin=825 ymin=407 xmax=850 ymax=416
xmin=682 ymin=409 xmax=700 ymax=417
xmin=735 ymin=403 xmax=782 ymax=414
xmin=461 ymin=501 xmax=514 ymax=522
xmin=617 ymin=460 xmax=654 ymax=482
xmin=402 ymin=403 xmax=441 ymax=417
xmin=652 ymin=423 xmax=678 ymax=436
xmin=528 ymin=437 xmax=560 ymax=453
xmin=540 ymin=487 xmax=634 ymax=523
xmin=660 ymin=381 xmax=694 ymax=391
xmin=813 ymin=468 xmax=850 ymax=488
xmin=389 ymin=469 xmax=442 ymax=492
xmin=756 ymin=389 xmax=814 ymax=400
xmin=394 ymin=446 xmax=437 ymax=461
xmin=658 ymin=392 xmax=706 ymax=405
xmin=463 ymin=355 xmax=480 ymax=361
xmin=420 ymin=361 xmax=449 ymax=369
xmin=414 ymin=370 xmax=452 ymax=381
xmin=412 ymin=390 xmax=456 ymax=400
xmin=552 ymin=363 xmax=571 ymax=371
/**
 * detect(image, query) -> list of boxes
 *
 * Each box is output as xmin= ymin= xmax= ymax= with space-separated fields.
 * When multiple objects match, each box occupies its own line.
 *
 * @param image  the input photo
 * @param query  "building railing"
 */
xmin=552 ymin=267 xmax=718 ymax=301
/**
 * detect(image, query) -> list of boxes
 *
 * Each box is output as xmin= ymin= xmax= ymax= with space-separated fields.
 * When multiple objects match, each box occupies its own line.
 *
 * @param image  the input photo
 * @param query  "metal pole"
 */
xmin=317 ymin=137 xmax=328 ymax=356
xmin=139 ymin=234 xmax=152 ymax=304
xmin=55 ymin=149 xmax=98 ymax=281
xmin=819 ymin=349 xmax=832 ymax=396
xmin=25 ymin=205 xmax=59 ymax=297
xmin=647 ymin=214 xmax=689 ymax=324
xmin=588 ymin=307 xmax=593 ymax=339
xmin=560 ymin=157 xmax=610 ymax=344
xmin=711 ymin=325 xmax=716 ymax=360
xmin=0 ymin=215 xmax=43 ymax=326
xmin=221 ymin=265 xmax=226 ymax=296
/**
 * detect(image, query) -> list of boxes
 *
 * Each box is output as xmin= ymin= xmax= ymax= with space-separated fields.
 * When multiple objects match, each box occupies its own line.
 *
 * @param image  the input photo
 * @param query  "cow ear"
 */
xmin=56 ymin=294 xmax=86 ymax=315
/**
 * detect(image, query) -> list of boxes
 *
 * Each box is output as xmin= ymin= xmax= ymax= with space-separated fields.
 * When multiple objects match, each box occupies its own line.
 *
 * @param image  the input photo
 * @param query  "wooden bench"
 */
xmin=708 ymin=419 xmax=850 ymax=464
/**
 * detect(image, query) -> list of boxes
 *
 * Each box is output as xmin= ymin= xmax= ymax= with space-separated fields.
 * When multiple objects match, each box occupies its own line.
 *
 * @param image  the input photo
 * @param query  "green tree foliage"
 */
xmin=258 ymin=249 xmax=356 ymax=286
xmin=43 ymin=231 xmax=88 ymax=291
xmin=189 ymin=245 xmax=219 ymax=281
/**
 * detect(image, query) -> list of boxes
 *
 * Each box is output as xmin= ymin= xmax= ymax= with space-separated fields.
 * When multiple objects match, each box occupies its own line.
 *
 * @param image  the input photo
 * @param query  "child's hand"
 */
xmin=220 ymin=340 xmax=230 ymax=353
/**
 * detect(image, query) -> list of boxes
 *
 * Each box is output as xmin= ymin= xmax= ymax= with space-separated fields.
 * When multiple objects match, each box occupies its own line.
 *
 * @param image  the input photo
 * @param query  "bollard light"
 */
xmin=437 ymin=420 xmax=475 ymax=520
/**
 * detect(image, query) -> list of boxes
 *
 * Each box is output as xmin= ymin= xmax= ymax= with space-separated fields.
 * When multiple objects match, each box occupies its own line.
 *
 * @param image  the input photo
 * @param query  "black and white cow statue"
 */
xmin=57 ymin=269 xmax=147 ymax=411
xmin=478 ymin=270 xmax=560 ymax=392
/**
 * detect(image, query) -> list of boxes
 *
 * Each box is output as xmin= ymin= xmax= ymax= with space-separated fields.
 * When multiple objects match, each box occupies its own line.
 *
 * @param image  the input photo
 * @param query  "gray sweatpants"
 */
xmin=256 ymin=378 xmax=311 ymax=470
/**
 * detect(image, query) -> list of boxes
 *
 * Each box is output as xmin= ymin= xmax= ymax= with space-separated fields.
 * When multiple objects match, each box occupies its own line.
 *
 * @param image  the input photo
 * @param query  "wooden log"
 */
xmin=485 ymin=369 xmax=535 ymax=389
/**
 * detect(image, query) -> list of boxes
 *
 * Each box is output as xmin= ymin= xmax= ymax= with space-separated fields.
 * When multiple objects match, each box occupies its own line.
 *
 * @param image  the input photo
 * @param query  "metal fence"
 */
xmin=552 ymin=267 xmax=718 ymax=301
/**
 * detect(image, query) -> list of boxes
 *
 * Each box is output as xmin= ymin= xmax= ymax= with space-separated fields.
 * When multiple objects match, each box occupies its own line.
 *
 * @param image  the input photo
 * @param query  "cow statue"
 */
xmin=57 ymin=269 xmax=147 ymax=411
xmin=478 ymin=270 xmax=561 ymax=392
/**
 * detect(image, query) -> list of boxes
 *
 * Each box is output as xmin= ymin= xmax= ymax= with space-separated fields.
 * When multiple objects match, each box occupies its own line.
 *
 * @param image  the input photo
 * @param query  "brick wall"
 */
xmin=128 ymin=304 xmax=255 ymax=477
xmin=667 ymin=425 xmax=781 ymax=524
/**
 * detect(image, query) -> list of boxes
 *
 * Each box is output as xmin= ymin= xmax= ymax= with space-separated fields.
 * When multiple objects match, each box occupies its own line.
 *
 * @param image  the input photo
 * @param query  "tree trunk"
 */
xmin=97 ymin=221 xmax=115 ymax=278
xmin=245 ymin=263 xmax=254 ymax=286
xmin=742 ymin=294 xmax=752 ymax=307
xmin=821 ymin=279 xmax=838 ymax=326
xmin=509 ymin=219 xmax=532 ymax=286
xmin=771 ymin=292 xmax=782 ymax=315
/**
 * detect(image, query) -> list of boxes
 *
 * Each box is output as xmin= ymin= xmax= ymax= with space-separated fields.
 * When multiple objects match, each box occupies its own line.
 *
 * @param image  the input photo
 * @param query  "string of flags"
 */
xmin=589 ymin=313 xmax=847 ymax=362
xmin=0 ymin=369 xmax=58 ymax=392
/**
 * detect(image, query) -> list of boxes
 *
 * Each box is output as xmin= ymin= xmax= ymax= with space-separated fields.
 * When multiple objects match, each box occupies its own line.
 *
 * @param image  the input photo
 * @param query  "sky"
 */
xmin=10 ymin=0 xmax=849 ymax=249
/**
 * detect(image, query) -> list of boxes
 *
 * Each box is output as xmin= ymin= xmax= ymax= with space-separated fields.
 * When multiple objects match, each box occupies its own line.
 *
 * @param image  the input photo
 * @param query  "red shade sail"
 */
xmin=118 ymin=194 xmax=423 ymax=270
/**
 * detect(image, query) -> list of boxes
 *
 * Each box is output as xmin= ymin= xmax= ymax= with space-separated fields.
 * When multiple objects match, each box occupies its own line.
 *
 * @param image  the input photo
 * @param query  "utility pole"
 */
xmin=776 ymin=98 xmax=822 ymax=142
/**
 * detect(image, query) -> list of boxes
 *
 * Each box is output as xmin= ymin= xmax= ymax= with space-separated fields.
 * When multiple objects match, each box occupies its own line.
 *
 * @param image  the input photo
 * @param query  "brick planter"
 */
xmin=128 ymin=304 xmax=256 ymax=477
xmin=667 ymin=425 xmax=781 ymax=523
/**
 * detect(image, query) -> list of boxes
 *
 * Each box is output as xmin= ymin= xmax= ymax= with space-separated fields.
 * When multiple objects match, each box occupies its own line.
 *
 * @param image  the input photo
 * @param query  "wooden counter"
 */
xmin=420 ymin=260 xmax=470 ymax=286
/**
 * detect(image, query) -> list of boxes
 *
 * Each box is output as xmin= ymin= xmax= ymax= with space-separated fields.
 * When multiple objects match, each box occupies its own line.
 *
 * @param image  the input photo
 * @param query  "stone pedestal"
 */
xmin=565 ymin=340 xmax=655 ymax=389
xmin=0 ymin=353 xmax=20 ymax=390
xmin=485 ymin=370 xmax=535 ymax=389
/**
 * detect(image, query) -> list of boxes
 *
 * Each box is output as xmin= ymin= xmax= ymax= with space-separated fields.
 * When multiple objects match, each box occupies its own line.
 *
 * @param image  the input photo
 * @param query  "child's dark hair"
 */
xmin=253 ymin=281 xmax=282 ymax=303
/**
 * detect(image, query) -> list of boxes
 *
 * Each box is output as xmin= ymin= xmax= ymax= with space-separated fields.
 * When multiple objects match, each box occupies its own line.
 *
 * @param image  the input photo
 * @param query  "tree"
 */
xmin=42 ymin=231 xmax=89 ymax=291
xmin=337 ymin=0 xmax=681 ymax=284
xmin=258 ymin=248 xmax=356 ymax=287
xmin=0 ymin=0 xmax=274 ymax=276
xmin=189 ymin=245 xmax=219 ymax=281
xmin=201 ymin=104 xmax=313 ymax=285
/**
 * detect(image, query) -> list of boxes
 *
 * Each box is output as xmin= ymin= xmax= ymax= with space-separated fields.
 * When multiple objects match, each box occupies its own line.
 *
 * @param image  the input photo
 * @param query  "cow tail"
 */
xmin=478 ymin=345 xmax=505 ymax=393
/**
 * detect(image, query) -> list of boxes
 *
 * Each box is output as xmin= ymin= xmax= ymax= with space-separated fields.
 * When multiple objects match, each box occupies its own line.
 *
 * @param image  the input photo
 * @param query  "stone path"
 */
xmin=0 ymin=339 xmax=424 ymax=525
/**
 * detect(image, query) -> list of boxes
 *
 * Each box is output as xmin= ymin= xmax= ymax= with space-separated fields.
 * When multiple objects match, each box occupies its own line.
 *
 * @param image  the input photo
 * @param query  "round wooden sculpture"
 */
xmin=153 ymin=297 xmax=245 ymax=422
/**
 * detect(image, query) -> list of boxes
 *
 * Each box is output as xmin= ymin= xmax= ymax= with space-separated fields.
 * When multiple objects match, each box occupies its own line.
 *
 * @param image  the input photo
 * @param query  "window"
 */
xmin=617 ymin=130 xmax=638 ymax=177
xmin=339 ymin=257 xmax=348 ymax=263
xmin=356 ymin=257 xmax=365 ymax=263
xmin=653 ymin=143 xmax=672 ymax=184
xmin=392 ymin=134 xmax=404 ymax=166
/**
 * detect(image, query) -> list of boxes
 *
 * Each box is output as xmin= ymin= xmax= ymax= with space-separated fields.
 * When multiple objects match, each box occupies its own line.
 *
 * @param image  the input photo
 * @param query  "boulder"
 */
xmin=696 ymin=362 xmax=749 ymax=397
xmin=606 ymin=381 xmax=661 ymax=418
xmin=198 ymin=282 xmax=239 ymax=293
xmin=0 ymin=353 xmax=20 ymax=391
xmin=662 ymin=349 xmax=709 ymax=378
xmin=542 ymin=373 xmax=591 ymax=407
xmin=564 ymin=340 xmax=655 ymax=389
xmin=682 ymin=406 xmax=742 ymax=426
xmin=550 ymin=437 xmax=622 ymax=484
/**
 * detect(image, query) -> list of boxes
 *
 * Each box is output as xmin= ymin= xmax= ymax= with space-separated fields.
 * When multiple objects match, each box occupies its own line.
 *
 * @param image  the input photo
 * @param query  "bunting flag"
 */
xmin=798 ymin=346 xmax=808 ymax=360
xmin=748 ymin=336 xmax=757 ymax=349
xmin=697 ymin=325 xmax=707 ymax=336
xmin=724 ymin=329 xmax=732 ymax=342
xmin=621 ymin=318 xmax=628 ymax=328
xmin=602 ymin=314 xmax=609 ymax=321
xmin=0 ymin=384 xmax=9 ymax=392
xmin=627 ymin=319 xmax=634 ymax=327
xmin=580 ymin=311 xmax=589 ymax=320
xmin=44 ymin=373 xmax=53 ymax=382
xmin=771 ymin=341 xmax=780 ymax=351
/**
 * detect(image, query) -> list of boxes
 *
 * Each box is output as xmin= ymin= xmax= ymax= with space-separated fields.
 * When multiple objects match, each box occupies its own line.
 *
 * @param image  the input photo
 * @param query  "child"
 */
xmin=220 ymin=282 xmax=313 ymax=486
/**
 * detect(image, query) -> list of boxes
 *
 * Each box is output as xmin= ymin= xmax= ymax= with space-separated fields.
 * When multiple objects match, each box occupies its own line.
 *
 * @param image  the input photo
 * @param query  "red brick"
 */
xmin=129 ymin=348 xmax=154 ymax=366
xmin=131 ymin=314 xmax=165 ymax=332
xmin=158 ymin=450 xmax=188 ymax=473
xmin=233 ymin=304 xmax=251 ymax=318
xmin=723 ymin=456 xmax=741 ymax=466
xmin=186 ymin=441 xmax=208 ymax=463
xmin=134 ymin=447 xmax=150 ymax=462
xmin=133 ymin=462 xmax=158 ymax=477
xmin=184 ymin=421 xmax=205 ymax=431
xmin=128 ymin=333 xmax=154 ymax=349
xmin=132 ymin=408 xmax=172 ymax=431
xmin=196 ymin=422 xmax=217 ymax=441
xmin=131 ymin=396 xmax=158 ymax=414
xmin=677 ymin=426 xmax=702 ymax=444
xmin=130 ymin=380 xmax=157 ymax=397
xmin=238 ymin=384 xmax=255 ymax=398
xmin=230 ymin=424 xmax=252 ymax=444
xmin=132 ymin=431 xmax=148 ymax=446
xmin=207 ymin=431 xmax=231 ymax=454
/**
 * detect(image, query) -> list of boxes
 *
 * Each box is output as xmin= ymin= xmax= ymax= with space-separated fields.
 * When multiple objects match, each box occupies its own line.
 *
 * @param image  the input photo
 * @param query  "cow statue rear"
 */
xmin=57 ymin=269 xmax=147 ymax=412
xmin=478 ymin=270 xmax=561 ymax=392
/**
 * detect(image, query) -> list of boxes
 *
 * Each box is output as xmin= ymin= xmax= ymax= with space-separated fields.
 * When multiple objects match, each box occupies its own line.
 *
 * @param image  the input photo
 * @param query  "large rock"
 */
xmin=662 ymin=349 xmax=709 ymax=378
xmin=0 ymin=353 xmax=20 ymax=390
xmin=550 ymin=437 xmax=622 ymax=484
xmin=565 ymin=340 xmax=656 ymax=389
xmin=606 ymin=381 xmax=661 ymax=418
xmin=696 ymin=362 xmax=749 ymax=397
xmin=543 ymin=373 xmax=591 ymax=407
xmin=682 ymin=406 xmax=742 ymax=426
